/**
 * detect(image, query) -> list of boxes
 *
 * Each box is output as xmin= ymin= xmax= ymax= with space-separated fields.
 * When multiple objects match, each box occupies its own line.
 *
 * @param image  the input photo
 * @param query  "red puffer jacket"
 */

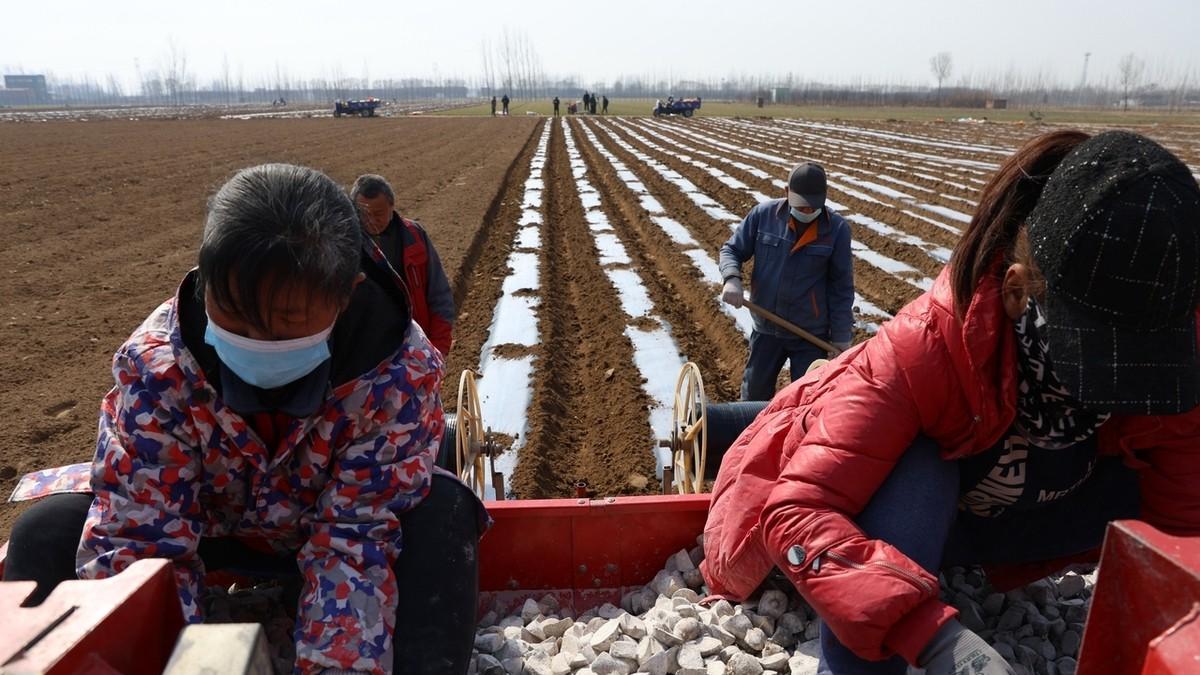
xmin=700 ymin=265 xmax=1200 ymax=665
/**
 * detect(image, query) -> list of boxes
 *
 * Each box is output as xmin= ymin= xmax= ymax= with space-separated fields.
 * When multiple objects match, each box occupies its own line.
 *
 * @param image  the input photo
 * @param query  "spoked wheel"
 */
xmin=671 ymin=362 xmax=708 ymax=494
xmin=455 ymin=370 xmax=487 ymax=499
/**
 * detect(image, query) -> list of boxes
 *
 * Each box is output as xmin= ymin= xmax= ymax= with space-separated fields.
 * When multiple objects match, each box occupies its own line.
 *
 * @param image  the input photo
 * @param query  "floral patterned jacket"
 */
xmin=11 ymin=243 xmax=454 ymax=674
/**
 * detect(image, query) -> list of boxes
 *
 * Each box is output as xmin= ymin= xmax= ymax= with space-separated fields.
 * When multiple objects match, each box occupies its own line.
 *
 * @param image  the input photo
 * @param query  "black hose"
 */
xmin=703 ymin=401 xmax=769 ymax=477
xmin=437 ymin=413 xmax=458 ymax=472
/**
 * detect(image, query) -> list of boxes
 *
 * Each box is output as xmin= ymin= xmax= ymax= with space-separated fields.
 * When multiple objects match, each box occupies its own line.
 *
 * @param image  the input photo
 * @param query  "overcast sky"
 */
xmin=3 ymin=0 xmax=1198 ymax=90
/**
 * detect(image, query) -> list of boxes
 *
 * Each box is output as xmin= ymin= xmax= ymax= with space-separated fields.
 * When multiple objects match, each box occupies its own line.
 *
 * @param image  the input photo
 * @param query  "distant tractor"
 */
xmin=334 ymin=97 xmax=381 ymax=118
xmin=653 ymin=97 xmax=702 ymax=118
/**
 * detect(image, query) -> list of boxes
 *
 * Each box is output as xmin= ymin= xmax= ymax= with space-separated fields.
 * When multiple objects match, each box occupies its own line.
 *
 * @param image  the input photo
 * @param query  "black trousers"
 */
xmin=3 ymin=474 xmax=482 ymax=675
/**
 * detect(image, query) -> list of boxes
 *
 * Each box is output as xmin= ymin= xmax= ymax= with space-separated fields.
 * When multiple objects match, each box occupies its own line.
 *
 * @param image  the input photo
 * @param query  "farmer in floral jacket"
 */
xmin=4 ymin=163 xmax=485 ymax=674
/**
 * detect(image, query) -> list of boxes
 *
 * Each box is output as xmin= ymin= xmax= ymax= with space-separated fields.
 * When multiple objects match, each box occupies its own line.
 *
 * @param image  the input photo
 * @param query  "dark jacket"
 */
xmin=719 ymin=198 xmax=854 ymax=344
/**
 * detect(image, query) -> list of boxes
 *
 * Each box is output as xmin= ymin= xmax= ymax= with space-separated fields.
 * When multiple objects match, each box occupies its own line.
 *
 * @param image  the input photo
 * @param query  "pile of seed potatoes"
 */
xmin=200 ymin=539 xmax=1096 ymax=675
xmin=467 ymin=539 xmax=1094 ymax=675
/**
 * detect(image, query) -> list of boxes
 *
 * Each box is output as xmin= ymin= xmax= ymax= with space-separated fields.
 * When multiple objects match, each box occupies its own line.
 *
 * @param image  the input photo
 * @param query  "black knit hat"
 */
xmin=1028 ymin=130 xmax=1200 ymax=415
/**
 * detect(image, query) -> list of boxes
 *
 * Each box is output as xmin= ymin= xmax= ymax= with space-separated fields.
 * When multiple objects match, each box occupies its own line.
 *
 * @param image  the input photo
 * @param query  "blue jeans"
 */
xmin=816 ymin=436 xmax=1140 ymax=675
xmin=741 ymin=330 xmax=827 ymax=401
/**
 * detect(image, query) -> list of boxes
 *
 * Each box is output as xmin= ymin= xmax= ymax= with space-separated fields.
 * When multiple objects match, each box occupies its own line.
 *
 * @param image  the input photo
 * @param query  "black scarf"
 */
xmin=1013 ymin=298 xmax=1110 ymax=449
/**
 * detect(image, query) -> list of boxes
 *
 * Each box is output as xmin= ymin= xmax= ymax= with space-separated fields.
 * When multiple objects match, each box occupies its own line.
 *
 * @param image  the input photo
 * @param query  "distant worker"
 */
xmin=501 ymin=94 xmax=510 ymax=115
xmin=352 ymin=174 xmax=455 ymax=356
xmin=553 ymin=96 xmax=560 ymax=116
xmin=719 ymin=162 xmax=853 ymax=400
xmin=491 ymin=95 xmax=497 ymax=116
xmin=602 ymin=95 xmax=609 ymax=114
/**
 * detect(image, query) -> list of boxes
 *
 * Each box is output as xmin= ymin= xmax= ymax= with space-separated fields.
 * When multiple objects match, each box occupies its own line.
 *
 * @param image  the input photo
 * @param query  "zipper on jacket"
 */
xmin=822 ymin=551 xmax=934 ymax=594
xmin=810 ymin=290 xmax=820 ymax=318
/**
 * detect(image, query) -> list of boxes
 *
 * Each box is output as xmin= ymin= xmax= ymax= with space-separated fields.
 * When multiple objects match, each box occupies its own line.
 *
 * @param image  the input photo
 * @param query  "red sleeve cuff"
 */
xmin=884 ymin=597 xmax=958 ymax=665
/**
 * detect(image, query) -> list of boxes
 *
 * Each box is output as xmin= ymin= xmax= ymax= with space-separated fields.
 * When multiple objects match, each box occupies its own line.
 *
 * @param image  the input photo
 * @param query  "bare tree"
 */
xmin=221 ymin=54 xmax=233 ymax=106
xmin=163 ymin=37 xmax=189 ymax=106
xmin=480 ymin=39 xmax=496 ymax=97
xmin=105 ymin=73 xmax=124 ymax=101
xmin=929 ymin=52 xmax=953 ymax=104
xmin=1118 ymin=52 xmax=1144 ymax=111
xmin=500 ymin=29 xmax=515 ymax=100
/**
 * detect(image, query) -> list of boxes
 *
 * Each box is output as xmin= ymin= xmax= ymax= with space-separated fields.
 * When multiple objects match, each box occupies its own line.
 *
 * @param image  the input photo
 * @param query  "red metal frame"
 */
xmin=0 ymin=558 xmax=184 ymax=675
xmin=1078 ymin=520 xmax=1200 ymax=675
xmin=478 ymin=494 xmax=711 ymax=616
xmin=5 ymin=503 xmax=1196 ymax=674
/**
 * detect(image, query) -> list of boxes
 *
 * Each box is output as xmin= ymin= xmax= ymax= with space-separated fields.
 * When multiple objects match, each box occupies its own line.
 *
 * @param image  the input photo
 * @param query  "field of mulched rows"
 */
xmin=445 ymin=115 xmax=1200 ymax=499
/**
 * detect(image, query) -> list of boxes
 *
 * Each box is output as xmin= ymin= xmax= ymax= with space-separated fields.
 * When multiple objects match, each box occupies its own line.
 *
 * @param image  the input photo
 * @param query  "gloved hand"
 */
xmin=919 ymin=620 xmax=1015 ymax=675
xmin=722 ymin=278 xmax=744 ymax=308
xmin=831 ymin=340 xmax=851 ymax=353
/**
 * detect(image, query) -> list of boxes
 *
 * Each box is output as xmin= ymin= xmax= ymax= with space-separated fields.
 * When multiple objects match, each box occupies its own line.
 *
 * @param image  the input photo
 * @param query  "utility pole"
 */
xmin=1077 ymin=52 xmax=1091 ymax=107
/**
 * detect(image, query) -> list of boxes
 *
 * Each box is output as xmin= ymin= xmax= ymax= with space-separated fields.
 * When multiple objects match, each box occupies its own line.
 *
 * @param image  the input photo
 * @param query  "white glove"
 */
xmin=919 ymin=620 xmax=1015 ymax=675
xmin=722 ymin=278 xmax=744 ymax=308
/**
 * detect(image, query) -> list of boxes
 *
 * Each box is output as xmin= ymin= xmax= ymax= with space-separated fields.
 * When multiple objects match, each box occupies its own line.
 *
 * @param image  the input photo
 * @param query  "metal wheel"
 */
xmin=671 ymin=362 xmax=708 ymax=493
xmin=455 ymin=370 xmax=487 ymax=499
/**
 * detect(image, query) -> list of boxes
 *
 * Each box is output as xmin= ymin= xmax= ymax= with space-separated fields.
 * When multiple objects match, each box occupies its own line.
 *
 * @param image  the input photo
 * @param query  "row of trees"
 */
xmin=926 ymin=51 xmax=1178 ymax=111
xmin=5 ymin=64 xmax=474 ymax=108
xmin=479 ymin=29 xmax=547 ymax=101
xmin=4 ymin=47 xmax=1197 ymax=111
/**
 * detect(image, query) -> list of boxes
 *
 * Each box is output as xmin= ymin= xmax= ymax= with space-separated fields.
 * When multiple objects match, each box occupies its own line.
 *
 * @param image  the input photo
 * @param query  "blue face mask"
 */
xmin=204 ymin=315 xmax=335 ymax=389
xmin=790 ymin=207 xmax=822 ymax=224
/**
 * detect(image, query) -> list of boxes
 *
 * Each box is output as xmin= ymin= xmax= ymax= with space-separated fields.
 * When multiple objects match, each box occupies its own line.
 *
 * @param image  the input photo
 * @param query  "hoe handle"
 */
xmin=743 ymin=300 xmax=842 ymax=355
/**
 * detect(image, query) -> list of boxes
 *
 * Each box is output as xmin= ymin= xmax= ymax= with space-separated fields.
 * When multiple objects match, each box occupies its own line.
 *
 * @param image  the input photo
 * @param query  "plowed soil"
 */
xmin=0 ymin=116 xmax=537 ymax=538
xmin=511 ymin=120 xmax=656 ymax=497
xmin=4 ymin=113 xmax=1198 ymax=542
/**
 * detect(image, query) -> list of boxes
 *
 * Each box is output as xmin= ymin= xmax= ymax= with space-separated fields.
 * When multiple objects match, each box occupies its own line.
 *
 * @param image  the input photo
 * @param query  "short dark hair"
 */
xmin=350 ymin=174 xmax=395 ymax=205
xmin=197 ymin=163 xmax=362 ymax=332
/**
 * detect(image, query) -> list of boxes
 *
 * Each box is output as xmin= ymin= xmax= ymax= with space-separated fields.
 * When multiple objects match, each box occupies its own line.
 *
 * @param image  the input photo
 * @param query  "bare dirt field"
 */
xmin=2 ymin=113 xmax=1198 ymax=539
xmin=0 ymin=116 xmax=537 ymax=537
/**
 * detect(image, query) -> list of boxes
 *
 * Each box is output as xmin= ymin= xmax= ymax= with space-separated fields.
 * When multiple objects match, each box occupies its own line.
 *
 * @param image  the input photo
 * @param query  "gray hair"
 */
xmin=197 ymin=163 xmax=362 ymax=332
xmin=350 ymin=174 xmax=395 ymax=205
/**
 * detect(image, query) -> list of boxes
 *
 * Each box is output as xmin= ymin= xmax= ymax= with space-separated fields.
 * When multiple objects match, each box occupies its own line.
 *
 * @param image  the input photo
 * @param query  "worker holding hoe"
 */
xmin=4 ymin=164 xmax=485 ymax=674
xmin=703 ymin=131 xmax=1200 ymax=675
xmin=352 ymin=174 xmax=455 ymax=357
xmin=720 ymin=162 xmax=854 ymax=401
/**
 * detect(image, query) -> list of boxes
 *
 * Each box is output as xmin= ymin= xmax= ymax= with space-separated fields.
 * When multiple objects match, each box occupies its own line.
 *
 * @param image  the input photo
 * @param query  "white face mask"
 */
xmin=204 ymin=315 xmax=336 ymax=389
xmin=790 ymin=207 xmax=822 ymax=224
